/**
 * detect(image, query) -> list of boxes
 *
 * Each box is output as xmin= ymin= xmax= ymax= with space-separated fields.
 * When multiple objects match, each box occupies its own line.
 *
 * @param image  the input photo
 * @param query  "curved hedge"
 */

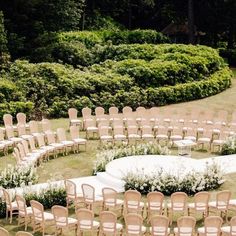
xmin=0 ymin=41 xmax=232 ymax=120
xmin=1 ymin=59 xmax=232 ymax=119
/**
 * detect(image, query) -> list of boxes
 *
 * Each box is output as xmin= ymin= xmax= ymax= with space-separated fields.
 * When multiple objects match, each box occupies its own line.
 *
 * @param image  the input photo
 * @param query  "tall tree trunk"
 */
xmin=188 ymin=0 xmax=195 ymax=44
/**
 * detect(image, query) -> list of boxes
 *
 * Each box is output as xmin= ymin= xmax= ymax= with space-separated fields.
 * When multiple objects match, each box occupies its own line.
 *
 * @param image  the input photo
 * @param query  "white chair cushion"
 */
xmin=150 ymin=226 xmax=170 ymax=235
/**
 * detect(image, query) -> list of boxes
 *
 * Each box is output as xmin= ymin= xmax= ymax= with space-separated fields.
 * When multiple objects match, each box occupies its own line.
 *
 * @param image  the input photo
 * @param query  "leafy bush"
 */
xmin=146 ymin=68 xmax=232 ymax=106
xmin=24 ymin=185 xmax=66 ymax=209
xmin=221 ymin=135 xmax=236 ymax=155
xmin=101 ymin=29 xmax=169 ymax=45
xmin=0 ymin=200 xmax=6 ymax=218
xmin=0 ymin=165 xmax=38 ymax=189
xmin=94 ymin=142 xmax=170 ymax=173
xmin=124 ymin=162 xmax=224 ymax=195
xmin=31 ymin=30 xmax=170 ymax=65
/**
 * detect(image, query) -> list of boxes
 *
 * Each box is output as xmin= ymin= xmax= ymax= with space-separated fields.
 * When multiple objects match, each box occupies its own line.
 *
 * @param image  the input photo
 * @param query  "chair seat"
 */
xmin=142 ymin=134 xmax=154 ymax=139
xmin=167 ymin=202 xmax=185 ymax=211
xmin=71 ymin=119 xmax=82 ymax=124
xmin=212 ymin=129 xmax=220 ymax=134
xmin=50 ymin=143 xmax=65 ymax=149
xmin=147 ymin=202 xmax=165 ymax=211
xmin=114 ymin=134 xmax=126 ymax=140
xmin=128 ymin=134 xmax=141 ymax=139
xmin=61 ymin=141 xmax=74 ymax=146
xmin=73 ymin=138 xmax=87 ymax=144
xmin=127 ymin=200 xmax=144 ymax=210
xmin=43 ymin=212 xmax=54 ymax=221
xmin=188 ymin=202 xmax=207 ymax=211
xmin=198 ymin=227 xmax=218 ymax=234
xmin=174 ymin=227 xmax=193 ymax=234
xmin=150 ymin=226 xmax=170 ymax=235
xmin=19 ymin=207 xmax=32 ymax=216
xmin=41 ymin=145 xmax=55 ymax=151
xmin=198 ymin=138 xmax=211 ymax=143
xmin=0 ymin=143 xmax=6 ymax=149
xmin=127 ymin=225 xmax=146 ymax=234
xmin=100 ymin=135 xmax=113 ymax=140
xmin=170 ymin=135 xmax=182 ymax=140
xmin=87 ymin=127 xmax=98 ymax=132
xmin=221 ymin=226 xmax=230 ymax=233
xmin=56 ymin=217 xmax=78 ymax=227
xmin=156 ymin=134 xmax=168 ymax=139
xmin=32 ymin=149 xmax=47 ymax=155
xmin=20 ymin=134 xmax=33 ymax=140
xmin=229 ymin=199 xmax=236 ymax=207
xmin=79 ymin=220 xmax=100 ymax=229
xmin=212 ymin=140 xmax=226 ymax=145
xmin=11 ymin=201 xmax=18 ymax=210
xmin=184 ymin=136 xmax=196 ymax=142
xmin=208 ymin=201 xmax=228 ymax=210
xmin=10 ymin=137 xmax=23 ymax=142
xmin=104 ymin=198 xmax=124 ymax=207
xmin=0 ymin=140 xmax=14 ymax=146
xmin=102 ymin=222 xmax=123 ymax=232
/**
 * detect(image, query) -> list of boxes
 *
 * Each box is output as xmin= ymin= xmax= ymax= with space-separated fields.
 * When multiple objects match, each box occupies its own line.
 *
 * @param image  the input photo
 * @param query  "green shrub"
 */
xmin=221 ymin=135 xmax=236 ymax=155
xmin=0 ymin=101 xmax=34 ymax=122
xmin=0 ymin=200 xmax=6 ymax=218
xmin=102 ymin=29 xmax=169 ymax=45
xmin=146 ymin=68 xmax=232 ymax=106
xmin=24 ymin=186 xmax=66 ymax=209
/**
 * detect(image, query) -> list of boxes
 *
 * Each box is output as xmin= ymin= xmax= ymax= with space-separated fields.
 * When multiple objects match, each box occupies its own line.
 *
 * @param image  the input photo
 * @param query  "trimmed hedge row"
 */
xmin=1 ymin=58 xmax=231 ymax=119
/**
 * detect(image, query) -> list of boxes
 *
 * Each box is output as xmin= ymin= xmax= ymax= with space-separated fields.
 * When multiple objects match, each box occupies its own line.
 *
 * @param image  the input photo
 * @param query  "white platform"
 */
xmin=7 ymin=154 xmax=236 ymax=196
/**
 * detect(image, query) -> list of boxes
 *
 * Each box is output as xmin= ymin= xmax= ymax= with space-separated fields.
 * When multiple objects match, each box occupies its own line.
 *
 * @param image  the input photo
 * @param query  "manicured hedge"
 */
xmin=1 ymin=42 xmax=231 ymax=119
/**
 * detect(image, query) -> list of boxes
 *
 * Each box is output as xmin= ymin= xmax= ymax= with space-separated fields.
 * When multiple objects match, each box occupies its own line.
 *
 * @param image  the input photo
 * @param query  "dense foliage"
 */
xmin=24 ymin=186 xmax=67 ymax=209
xmin=0 ymin=42 xmax=231 ymax=119
xmin=32 ymin=30 xmax=169 ymax=64
xmin=221 ymin=135 xmax=236 ymax=155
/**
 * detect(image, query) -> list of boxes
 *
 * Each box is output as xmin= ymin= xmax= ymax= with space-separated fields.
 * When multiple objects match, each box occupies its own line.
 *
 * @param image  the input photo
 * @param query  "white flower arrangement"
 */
xmin=94 ymin=142 xmax=170 ymax=173
xmin=0 ymin=164 xmax=38 ymax=189
xmin=221 ymin=134 xmax=236 ymax=155
xmin=123 ymin=162 xmax=225 ymax=195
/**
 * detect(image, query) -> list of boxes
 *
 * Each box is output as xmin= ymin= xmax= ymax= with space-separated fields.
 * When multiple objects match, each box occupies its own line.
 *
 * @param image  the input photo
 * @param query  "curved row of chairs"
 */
xmin=69 ymin=107 xmax=235 ymax=152
xmin=12 ymin=126 xmax=87 ymax=167
xmin=64 ymin=181 xmax=236 ymax=224
xmin=2 ymin=186 xmax=236 ymax=236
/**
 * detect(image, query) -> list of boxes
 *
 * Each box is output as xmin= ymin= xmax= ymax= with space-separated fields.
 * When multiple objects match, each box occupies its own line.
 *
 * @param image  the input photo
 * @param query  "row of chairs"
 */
xmin=2 ymin=186 xmax=236 ymax=236
xmin=64 ymin=180 xmax=236 ymax=223
xmin=68 ymin=107 xmax=235 ymax=151
xmin=12 ymin=126 xmax=86 ymax=167
xmin=85 ymin=119 xmax=232 ymax=151
xmin=75 ymin=106 xmax=236 ymax=127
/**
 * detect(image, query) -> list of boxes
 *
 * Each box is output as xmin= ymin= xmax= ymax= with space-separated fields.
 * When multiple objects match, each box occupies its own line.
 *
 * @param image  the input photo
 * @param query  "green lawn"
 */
xmin=0 ymin=69 xmax=236 ymax=235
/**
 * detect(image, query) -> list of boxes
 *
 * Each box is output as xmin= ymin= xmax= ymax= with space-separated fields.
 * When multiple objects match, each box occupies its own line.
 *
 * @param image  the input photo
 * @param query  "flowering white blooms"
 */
xmin=94 ymin=142 xmax=170 ymax=173
xmin=0 ymin=165 xmax=38 ymax=189
xmin=221 ymin=134 xmax=236 ymax=155
xmin=123 ymin=162 xmax=225 ymax=195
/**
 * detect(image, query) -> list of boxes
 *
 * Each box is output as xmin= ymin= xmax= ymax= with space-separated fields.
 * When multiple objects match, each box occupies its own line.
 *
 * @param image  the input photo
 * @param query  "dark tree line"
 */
xmin=0 ymin=0 xmax=236 ymax=59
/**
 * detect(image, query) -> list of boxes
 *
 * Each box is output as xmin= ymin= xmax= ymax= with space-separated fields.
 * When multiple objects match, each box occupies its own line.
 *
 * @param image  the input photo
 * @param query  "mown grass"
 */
xmin=0 ymin=69 xmax=236 ymax=235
